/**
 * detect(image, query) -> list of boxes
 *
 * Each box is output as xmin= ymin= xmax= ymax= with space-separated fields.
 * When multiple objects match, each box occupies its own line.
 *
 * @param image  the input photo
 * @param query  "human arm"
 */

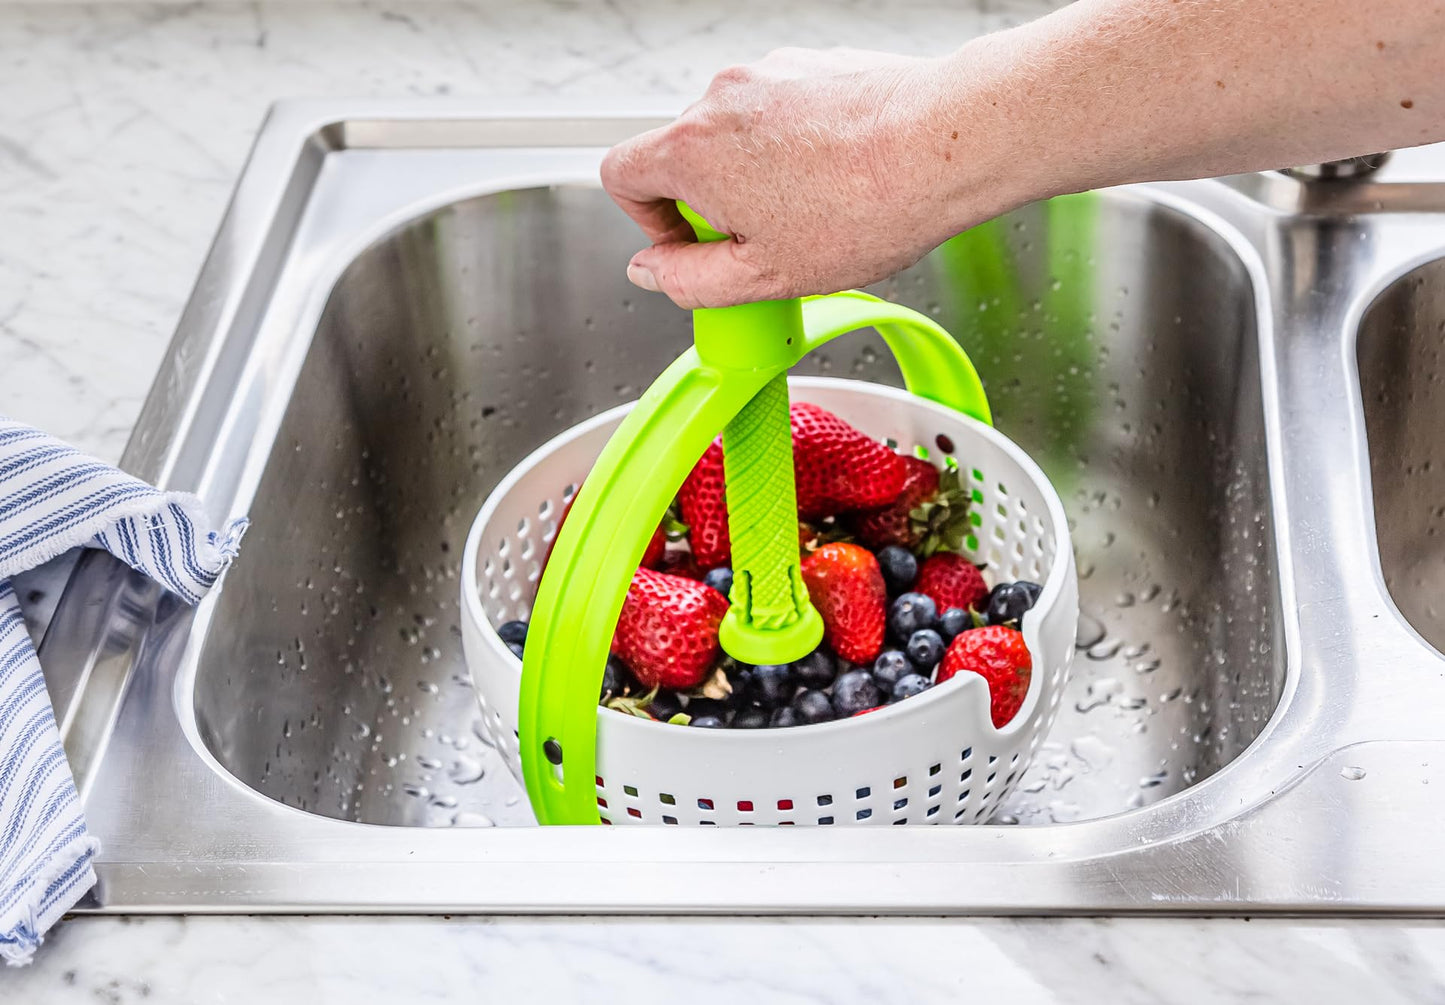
xmin=601 ymin=0 xmax=1445 ymax=308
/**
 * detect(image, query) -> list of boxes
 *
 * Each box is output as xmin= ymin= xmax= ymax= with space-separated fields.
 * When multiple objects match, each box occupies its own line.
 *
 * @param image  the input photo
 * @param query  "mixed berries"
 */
xmin=498 ymin=403 xmax=1041 ymax=731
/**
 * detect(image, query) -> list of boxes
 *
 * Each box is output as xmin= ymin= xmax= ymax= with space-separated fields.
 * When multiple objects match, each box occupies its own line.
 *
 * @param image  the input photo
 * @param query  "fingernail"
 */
xmin=627 ymin=263 xmax=660 ymax=293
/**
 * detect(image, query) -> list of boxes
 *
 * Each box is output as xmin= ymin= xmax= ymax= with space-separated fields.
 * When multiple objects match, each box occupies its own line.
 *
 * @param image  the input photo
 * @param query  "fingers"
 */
xmin=600 ymin=127 xmax=694 ymax=246
xmin=611 ymin=194 xmax=693 ymax=248
xmin=627 ymin=240 xmax=776 ymax=310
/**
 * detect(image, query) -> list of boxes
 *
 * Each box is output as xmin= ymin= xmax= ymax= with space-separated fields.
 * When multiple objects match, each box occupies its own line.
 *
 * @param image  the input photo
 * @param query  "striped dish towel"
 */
xmin=0 ymin=417 xmax=246 ymax=965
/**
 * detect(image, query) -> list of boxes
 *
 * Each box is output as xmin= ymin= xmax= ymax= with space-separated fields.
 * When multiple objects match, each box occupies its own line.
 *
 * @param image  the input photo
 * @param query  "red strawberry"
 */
xmin=799 ymin=543 xmax=887 ymax=664
xmin=916 ymin=553 xmax=989 ymax=613
xmin=852 ymin=456 xmax=938 ymax=549
xmin=641 ymin=525 xmax=666 ymax=569
xmin=937 ymin=626 xmax=1032 ymax=727
xmin=791 ymin=403 xmax=907 ymax=520
xmin=851 ymin=458 xmax=973 ymax=555
xmin=612 ymin=568 xmax=729 ymax=690
xmin=678 ymin=439 xmax=730 ymax=570
xmin=545 ymin=496 xmax=666 ymax=572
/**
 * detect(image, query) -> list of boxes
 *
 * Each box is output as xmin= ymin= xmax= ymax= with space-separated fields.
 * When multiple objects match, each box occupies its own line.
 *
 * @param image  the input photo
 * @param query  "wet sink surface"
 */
xmin=41 ymin=102 xmax=1445 ymax=913
xmin=1359 ymin=258 xmax=1445 ymax=654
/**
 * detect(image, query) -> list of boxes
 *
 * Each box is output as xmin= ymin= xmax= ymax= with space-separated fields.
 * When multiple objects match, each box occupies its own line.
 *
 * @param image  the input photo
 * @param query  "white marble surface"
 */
xmin=3 ymin=915 xmax=1445 ymax=1002
xmin=4 ymin=0 xmax=1445 ymax=999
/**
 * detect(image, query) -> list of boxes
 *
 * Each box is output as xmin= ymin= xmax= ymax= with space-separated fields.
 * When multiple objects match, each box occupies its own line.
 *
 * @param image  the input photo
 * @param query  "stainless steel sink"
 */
xmin=38 ymin=100 xmax=1445 ymax=913
xmin=1360 ymin=259 xmax=1445 ymax=655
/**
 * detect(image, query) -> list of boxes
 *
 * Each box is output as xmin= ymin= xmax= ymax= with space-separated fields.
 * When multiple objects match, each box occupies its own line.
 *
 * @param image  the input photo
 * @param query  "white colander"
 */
xmin=461 ymin=376 xmax=1077 ymax=826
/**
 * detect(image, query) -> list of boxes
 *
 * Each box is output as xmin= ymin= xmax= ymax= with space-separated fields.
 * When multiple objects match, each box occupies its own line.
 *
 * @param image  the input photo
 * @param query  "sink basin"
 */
xmin=38 ymin=101 xmax=1445 ymax=913
xmin=191 ymin=181 xmax=1281 ymax=829
xmin=1359 ymin=259 xmax=1445 ymax=654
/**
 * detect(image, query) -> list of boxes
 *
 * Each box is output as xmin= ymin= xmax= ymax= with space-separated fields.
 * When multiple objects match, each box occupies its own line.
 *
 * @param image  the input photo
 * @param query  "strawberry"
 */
xmin=937 ymin=626 xmax=1032 ymax=727
xmin=852 ymin=456 xmax=938 ymax=550
xmin=678 ymin=438 xmax=730 ymax=570
xmin=791 ymin=403 xmax=907 ymax=520
xmin=641 ymin=525 xmax=666 ymax=569
xmin=853 ymin=459 xmax=974 ymax=556
xmin=916 ymin=553 xmax=989 ymax=613
xmin=612 ymin=568 xmax=729 ymax=690
xmin=800 ymin=543 xmax=887 ymax=664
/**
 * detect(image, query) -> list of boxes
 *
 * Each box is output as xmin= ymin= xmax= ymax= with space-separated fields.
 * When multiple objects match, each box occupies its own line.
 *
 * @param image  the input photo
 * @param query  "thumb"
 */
xmin=626 ymin=239 xmax=766 ymax=310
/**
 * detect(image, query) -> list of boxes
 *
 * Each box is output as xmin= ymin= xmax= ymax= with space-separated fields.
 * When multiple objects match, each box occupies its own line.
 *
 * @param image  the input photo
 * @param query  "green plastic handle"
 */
xmin=517 ymin=213 xmax=993 ymax=826
xmin=675 ymin=202 xmax=824 ymax=665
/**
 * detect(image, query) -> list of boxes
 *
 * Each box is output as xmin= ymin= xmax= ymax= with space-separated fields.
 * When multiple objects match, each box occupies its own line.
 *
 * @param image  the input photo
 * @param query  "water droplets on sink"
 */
xmin=1086 ymin=638 xmax=1124 ymax=661
xmin=1139 ymin=768 xmax=1169 ymax=788
xmin=450 ymin=811 xmax=495 ymax=828
xmin=447 ymin=755 xmax=485 ymax=785
xmin=1075 ymin=613 xmax=1106 ymax=649
xmin=1075 ymin=678 xmax=1122 ymax=712
xmin=1068 ymin=735 xmax=1113 ymax=771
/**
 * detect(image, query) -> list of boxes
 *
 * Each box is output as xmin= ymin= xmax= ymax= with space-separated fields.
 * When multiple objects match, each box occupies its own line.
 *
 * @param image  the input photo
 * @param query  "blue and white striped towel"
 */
xmin=0 ymin=417 xmax=245 ymax=964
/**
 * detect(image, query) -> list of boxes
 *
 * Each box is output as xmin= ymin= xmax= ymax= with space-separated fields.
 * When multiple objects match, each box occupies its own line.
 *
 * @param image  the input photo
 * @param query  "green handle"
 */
xmin=518 ymin=209 xmax=993 ymax=826
xmin=717 ymin=371 xmax=824 ymax=662
xmin=676 ymin=202 xmax=824 ymax=665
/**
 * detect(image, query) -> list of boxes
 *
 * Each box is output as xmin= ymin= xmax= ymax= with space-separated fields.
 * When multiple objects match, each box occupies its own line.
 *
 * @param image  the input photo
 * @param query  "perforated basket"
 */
xmin=461 ymin=377 xmax=1077 ymax=826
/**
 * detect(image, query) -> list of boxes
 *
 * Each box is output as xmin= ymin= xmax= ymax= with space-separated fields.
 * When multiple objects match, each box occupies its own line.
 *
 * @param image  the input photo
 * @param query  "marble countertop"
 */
xmin=2 ymin=0 xmax=1443 ymax=999
xmin=8 ymin=915 xmax=1445 ymax=1003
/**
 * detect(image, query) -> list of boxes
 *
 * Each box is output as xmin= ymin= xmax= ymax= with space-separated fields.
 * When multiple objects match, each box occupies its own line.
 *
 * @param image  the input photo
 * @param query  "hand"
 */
xmin=601 ymin=46 xmax=1014 ymax=309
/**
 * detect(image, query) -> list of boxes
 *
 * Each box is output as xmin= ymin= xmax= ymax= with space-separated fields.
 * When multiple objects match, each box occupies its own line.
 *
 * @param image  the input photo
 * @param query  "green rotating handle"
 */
xmin=677 ymin=202 xmax=824 ymax=664
xmin=517 ymin=204 xmax=992 ymax=825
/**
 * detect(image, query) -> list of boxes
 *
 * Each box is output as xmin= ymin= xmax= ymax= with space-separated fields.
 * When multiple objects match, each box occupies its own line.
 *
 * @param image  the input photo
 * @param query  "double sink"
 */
xmin=37 ymin=101 xmax=1445 ymax=912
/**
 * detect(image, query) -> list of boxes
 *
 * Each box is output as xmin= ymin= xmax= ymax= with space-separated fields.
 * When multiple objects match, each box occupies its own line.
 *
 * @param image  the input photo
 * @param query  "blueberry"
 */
xmin=733 ymin=705 xmax=769 ymax=729
xmin=703 ymin=566 xmax=734 ymax=597
xmin=872 ymin=649 xmax=910 ymax=691
xmin=891 ymin=673 xmax=932 ymax=701
xmin=906 ymin=629 xmax=945 ymax=670
xmin=690 ymin=715 xmax=726 ymax=728
xmin=792 ymin=689 xmax=836 ymax=724
xmin=497 ymin=620 xmax=528 ymax=645
xmin=792 ymin=647 xmax=837 ymax=689
xmin=724 ymin=663 xmax=755 ymax=705
xmin=876 ymin=546 xmax=918 ymax=595
xmin=888 ymin=592 xmax=938 ymax=641
xmin=938 ymin=607 xmax=971 ymax=640
xmin=769 ymin=706 xmax=800 ymax=728
xmin=986 ymin=581 xmax=1043 ymax=626
xmin=751 ymin=664 xmax=795 ymax=708
xmin=505 ymin=641 xmax=526 ymax=660
xmin=647 ymin=690 xmax=684 ymax=722
xmin=831 ymin=670 xmax=884 ymax=717
xmin=688 ymin=697 xmax=732 ymax=723
xmin=600 ymin=656 xmax=635 ymax=701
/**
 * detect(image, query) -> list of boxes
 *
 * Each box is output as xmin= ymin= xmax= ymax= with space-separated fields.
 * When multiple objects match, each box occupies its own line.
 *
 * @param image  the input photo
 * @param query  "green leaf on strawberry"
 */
xmin=911 ymin=465 xmax=973 ymax=558
xmin=605 ymin=685 xmax=661 ymax=718
xmin=663 ymin=499 xmax=690 ymax=541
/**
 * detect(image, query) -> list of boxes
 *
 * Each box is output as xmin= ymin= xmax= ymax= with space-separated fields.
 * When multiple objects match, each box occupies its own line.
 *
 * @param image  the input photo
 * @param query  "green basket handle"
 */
xmin=517 ymin=213 xmax=992 ymax=826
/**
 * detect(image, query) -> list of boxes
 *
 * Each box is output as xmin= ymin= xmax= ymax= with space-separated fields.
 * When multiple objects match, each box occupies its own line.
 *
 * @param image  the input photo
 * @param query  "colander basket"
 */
xmin=462 ymin=376 xmax=1077 ymax=826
